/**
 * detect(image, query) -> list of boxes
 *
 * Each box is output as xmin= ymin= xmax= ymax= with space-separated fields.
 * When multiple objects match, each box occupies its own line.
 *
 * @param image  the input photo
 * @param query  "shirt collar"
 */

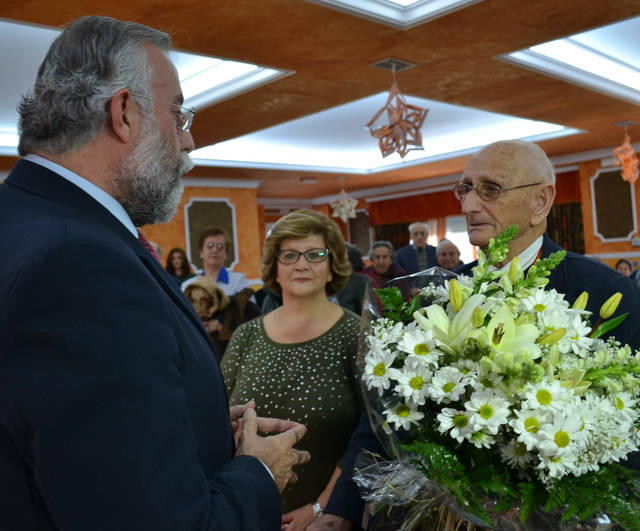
xmin=493 ymin=235 xmax=544 ymax=272
xmin=201 ymin=266 xmax=229 ymax=284
xmin=24 ymin=154 xmax=138 ymax=238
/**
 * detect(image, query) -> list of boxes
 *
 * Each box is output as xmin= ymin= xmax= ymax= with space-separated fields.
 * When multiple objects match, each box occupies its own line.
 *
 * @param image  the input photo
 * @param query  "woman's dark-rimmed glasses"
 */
xmin=276 ymin=248 xmax=330 ymax=265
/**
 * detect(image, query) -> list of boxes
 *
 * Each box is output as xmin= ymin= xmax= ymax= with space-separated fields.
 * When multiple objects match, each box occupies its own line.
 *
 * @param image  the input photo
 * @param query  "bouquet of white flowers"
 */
xmin=356 ymin=227 xmax=640 ymax=530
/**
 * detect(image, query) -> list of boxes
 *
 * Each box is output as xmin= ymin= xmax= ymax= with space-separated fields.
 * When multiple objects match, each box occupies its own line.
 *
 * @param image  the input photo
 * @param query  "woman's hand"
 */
xmin=203 ymin=318 xmax=222 ymax=334
xmin=281 ymin=503 xmax=315 ymax=530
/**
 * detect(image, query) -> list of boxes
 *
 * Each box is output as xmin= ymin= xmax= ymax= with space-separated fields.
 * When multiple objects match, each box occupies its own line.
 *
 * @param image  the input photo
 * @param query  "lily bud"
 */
xmin=572 ymin=291 xmax=589 ymax=311
xmin=509 ymin=256 xmax=522 ymax=284
xmin=600 ymin=292 xmax=622 ymax=319
xmin=537 ymin=328 xmax=566 ymax=346
xmin=472 ymin=307 xmax=484 ymax=328
xmin=600 ymin=291 xmax=622 ymax=319
xmin=449 ymin=278 xmax=463 ymax=311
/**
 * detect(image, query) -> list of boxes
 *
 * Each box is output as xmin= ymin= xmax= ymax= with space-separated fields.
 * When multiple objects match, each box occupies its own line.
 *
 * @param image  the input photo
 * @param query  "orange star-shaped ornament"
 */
xmin=613 ymin=133 xmax=639 ymax=184
xmin=366 ymin=82 xmax=428 ymax=158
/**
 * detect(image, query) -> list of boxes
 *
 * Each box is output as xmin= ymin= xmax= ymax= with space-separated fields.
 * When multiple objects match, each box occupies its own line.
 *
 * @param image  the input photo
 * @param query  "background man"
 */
xmin=394 ymin=222 xmax=437 ymax=274
xmin=435 ymin=239 xmax=463 ymax=271
xmin=363 ymin=241 xmax=407 ymax=289
xmin=0 ymin=16 xmax=308 ymax=530
xmin=310 ymin=139 xmax=640 ymax=530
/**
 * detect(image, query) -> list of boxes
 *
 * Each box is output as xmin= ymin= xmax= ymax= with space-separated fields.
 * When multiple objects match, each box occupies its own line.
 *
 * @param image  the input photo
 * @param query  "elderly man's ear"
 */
xmin=531 ymin=183 xmax=556 ymax=225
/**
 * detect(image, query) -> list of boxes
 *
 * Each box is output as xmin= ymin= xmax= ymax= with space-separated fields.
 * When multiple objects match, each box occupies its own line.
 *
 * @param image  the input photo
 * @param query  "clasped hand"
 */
xmin=231 ymin=401 xmax=310 ymax=492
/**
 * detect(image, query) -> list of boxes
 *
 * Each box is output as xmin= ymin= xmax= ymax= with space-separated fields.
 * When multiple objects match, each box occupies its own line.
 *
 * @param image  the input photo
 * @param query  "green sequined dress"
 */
xmin=221 ymin=309 xmax=364 ymax=512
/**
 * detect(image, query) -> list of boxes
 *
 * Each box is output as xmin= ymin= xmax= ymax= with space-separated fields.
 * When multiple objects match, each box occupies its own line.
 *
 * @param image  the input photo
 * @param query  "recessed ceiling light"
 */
xmin=502 ymin=15 xmax=640 ymax=105
xmin=0 ymin=19 xmax=291 ymax=152
xmin=305 ymin=0 xmax=483 ymax=30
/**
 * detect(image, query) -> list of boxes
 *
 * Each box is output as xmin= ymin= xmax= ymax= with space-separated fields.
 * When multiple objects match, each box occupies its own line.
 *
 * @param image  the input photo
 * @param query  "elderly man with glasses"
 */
xmin=453 ymin=139 xmax=640 ymax=349
xmin=0 ymin=16 xmax=309 ymax=531
xmin=309 ymin=139 xmax=640 ymax=531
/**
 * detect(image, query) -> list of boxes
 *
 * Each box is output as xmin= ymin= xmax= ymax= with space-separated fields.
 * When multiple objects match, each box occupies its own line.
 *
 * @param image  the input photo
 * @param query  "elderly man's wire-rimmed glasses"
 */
xmin=453 ymin=182 xmax=544 ymax=202
xmin=130 ymin=92 xmax=195 ymax=132
xmin=276 ymin=248 xmax=330 ymax=265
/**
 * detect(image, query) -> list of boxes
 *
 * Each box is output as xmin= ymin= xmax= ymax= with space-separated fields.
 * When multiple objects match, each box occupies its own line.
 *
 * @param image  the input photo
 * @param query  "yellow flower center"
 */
xmin=397 ymin=405 xmax=410 ymax=418
xmin=373 ymin=363 xmax=386 ymax=377
xmin=414 ymin=343 xmax=429 ymax=356
xmin=524 ymin=417 xmax=539 ymax=433
xmin=453 ymin=414 xmax=468 ymax=428
xmin=410 ymin=376 xmax=424 ymax=390
xmin=479 ymin=404 xmax=494 ymax=419
xmin=554 ymin=430 xmax=570 ymax=448
xmin=536 ymin=389 xmax=552 ymax=405
xmin=442 ymin=382 xmax=455 ymax=393
xmin=533 ymin=303 xmax=546 ymax=312
xmin=616 ymin=397 xmax=624 ymax=410
xmin=514 ymin=443 xmax=527 ymax=457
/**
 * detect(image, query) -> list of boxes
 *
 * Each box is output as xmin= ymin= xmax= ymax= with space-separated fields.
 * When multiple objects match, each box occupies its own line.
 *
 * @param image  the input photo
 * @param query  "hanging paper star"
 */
xmin=330 ymin=189 xmax=358 ymax=223
xmin=366 ymin=82 xmax=428 ymax=158
xmin=613 ymin=133 xmax=639 ymax=184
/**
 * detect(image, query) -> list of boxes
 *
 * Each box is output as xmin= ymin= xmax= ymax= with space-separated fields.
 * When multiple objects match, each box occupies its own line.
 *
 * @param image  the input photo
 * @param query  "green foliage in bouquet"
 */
xmin=361 ymin=226 xmax=640 ymax=530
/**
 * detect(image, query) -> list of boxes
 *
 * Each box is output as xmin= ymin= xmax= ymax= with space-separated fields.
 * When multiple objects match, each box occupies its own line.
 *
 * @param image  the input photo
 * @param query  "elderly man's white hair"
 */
xmin=436 ymin=239 xmax=459 ymax=255
xmin=472 ymin=140 xmax=556 ymax=186
xmin=408 ymin=221 xmax=429 ymax=233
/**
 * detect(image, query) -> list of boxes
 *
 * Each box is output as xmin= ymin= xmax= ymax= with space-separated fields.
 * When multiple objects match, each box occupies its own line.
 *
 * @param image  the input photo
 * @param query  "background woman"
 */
xmin=222 ymin=209 xmax=364 ymax=530
xmin=165 ymin=247 xmax=196 ymax=285
xmin=181 ymin=226 xmax=251 ymax=296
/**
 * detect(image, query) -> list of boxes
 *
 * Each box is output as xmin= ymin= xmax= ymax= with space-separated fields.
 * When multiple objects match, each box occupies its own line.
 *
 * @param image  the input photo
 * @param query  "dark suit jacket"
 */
xmin=0 ymin=160 xmax=280 ymax=530
xmin=326 ymin=234 xmax=640 ymax=525
xmin=394 ymin=244 xmax=437 ymax=274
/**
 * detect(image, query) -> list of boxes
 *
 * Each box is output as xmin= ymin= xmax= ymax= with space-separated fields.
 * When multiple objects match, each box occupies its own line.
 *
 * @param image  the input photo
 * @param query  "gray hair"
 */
xmin=436 ymin=239 xmax=459 ymax=255
xmin=369 ymin=240 xmax=394 ymax=257
xmin=18 ymin=16 xmax=171 ymax=156
xmin=408 ymin=222 xmax=428 ymax=233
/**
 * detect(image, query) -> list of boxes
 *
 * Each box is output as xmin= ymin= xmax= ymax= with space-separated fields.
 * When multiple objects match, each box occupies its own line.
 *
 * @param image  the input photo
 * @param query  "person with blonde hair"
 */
xmin=222 ymin=209 xmax=364 ymax=530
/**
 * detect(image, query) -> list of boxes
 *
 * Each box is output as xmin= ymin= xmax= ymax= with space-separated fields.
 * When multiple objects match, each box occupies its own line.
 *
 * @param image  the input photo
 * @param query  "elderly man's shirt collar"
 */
xmin=490 ymin=235 xmax=543 ymax=273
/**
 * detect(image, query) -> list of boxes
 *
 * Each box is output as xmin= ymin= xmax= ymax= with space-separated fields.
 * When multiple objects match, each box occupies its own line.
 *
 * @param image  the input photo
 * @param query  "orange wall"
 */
xmin=140 ymin=186 xmax=263 ymax=282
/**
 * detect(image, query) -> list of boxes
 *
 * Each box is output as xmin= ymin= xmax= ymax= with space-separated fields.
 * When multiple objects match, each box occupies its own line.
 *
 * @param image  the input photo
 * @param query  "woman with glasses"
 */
xmin=181 ymin=225 xmax=251 ymax=297
xmin=221 ymin=209 xmax=364 ymax=530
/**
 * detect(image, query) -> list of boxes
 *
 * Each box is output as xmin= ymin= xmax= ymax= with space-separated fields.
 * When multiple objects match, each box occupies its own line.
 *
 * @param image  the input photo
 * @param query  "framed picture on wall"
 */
xmin=184 ymin=198 xmax=238 ymax=270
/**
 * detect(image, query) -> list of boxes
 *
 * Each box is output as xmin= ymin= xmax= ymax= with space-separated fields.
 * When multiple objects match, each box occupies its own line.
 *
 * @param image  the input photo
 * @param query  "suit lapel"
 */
xmin=7 ymin=159 xmax=213 ymax=348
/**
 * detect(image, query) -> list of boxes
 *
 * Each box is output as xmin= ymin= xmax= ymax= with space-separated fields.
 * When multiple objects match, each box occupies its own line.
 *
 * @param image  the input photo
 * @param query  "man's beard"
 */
xmin=114 ymin=117 xmax=194 ymax=227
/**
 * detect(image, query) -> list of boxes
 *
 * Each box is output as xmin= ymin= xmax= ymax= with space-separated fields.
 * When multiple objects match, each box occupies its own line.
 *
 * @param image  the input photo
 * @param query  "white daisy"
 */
xmin=465 ymin=389 xmax=510 ymax=434
xmin=390 ymin=364 xmax=433 ymax=406
xmin=522 ymin=380 xmax=573 ymax=412
xmin=383 ymin=402 xmax=424 ymax=431
xmin=428 ymin=366 xmax=468 ymax=404
xmin=363 ymin=346 xmax=397 ymax=396
xmin=510 ymin=407 xmax=552 ymax=451
xmin=520 ymin=289 xmax=568 ymax=315
xmin=437 ymin=408 xmax=474 ymax=443
xmin=537 ymin=451 xmax=577 ymax=480
xmin=611 ymin=391 xmax=638 ymax=423
xmin=537 ymin=412 xmax=586 ymax=457
xmin=500 ymin=440 xmax=533 ymax=468
xmin=396 ymin=327 xmax=440 ymax=368
xmin=466 ymin=428 xmax=496 ymax=449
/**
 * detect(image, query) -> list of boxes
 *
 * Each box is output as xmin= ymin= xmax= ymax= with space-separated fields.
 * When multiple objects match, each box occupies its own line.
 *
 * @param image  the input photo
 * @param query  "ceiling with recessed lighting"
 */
xmin=1 ymin=1 xmax=640 ymax=204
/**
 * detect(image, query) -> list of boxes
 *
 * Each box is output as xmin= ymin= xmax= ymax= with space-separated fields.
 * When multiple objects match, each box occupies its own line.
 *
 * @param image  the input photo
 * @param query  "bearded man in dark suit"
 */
xmin=310 ymin=139 xmax=640 ymax=531
xmin=0 ymin=16 xmax=309 ymax=531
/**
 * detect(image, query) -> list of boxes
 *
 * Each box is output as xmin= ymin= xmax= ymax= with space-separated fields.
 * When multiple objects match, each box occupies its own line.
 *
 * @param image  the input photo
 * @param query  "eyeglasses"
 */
xmin=453 ymin=182 xmax=544 ymax=202
xmin=130 ymin=92 xmax=195 ymax=132
xmin=276 ymin=248 xmax=330 ymax=265
xmin=204 ymin=242 xmax=225 ymax=251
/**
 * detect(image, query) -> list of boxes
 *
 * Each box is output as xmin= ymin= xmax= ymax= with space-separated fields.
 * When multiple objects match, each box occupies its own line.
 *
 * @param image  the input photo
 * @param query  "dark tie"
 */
xmin=137 ymin=230 xmax=160 ymax=261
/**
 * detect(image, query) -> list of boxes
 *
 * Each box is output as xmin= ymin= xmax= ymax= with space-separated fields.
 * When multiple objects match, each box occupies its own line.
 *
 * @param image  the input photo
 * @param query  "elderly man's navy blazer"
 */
xmin=395 ymin=244 xmax=437 ymax=274
xmin=0 ymin=160 xmax=280 ymax=530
